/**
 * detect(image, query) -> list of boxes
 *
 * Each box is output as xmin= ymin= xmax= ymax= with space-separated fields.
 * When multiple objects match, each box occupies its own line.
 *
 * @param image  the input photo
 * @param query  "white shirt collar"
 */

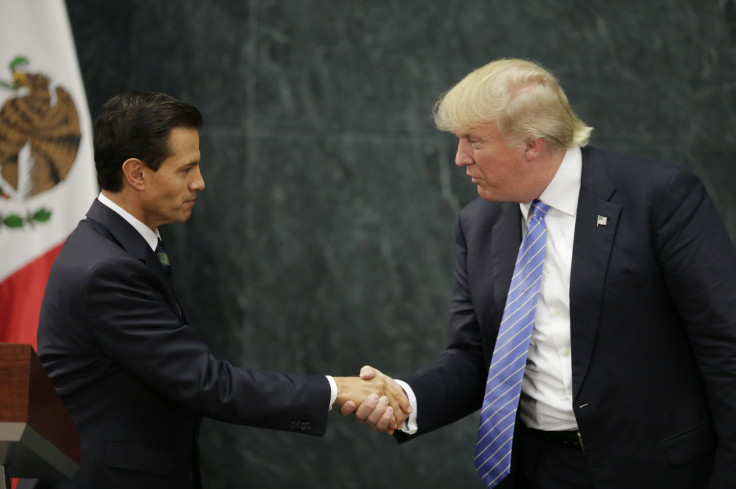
xmin=520 ymin=147 xmax=582 ymax=220
xmin=97 ymin=192 xmax=161 ymax=251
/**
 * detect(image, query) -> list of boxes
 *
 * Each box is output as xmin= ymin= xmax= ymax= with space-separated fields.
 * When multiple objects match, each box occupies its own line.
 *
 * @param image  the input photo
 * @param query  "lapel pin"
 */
xmin=597 ymin=215 xmax=608 ymax=227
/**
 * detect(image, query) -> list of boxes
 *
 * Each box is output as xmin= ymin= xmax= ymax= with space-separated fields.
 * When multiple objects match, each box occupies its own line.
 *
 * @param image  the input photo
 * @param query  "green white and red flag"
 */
xmin=0 ymin=0 xmax=97 ymax=350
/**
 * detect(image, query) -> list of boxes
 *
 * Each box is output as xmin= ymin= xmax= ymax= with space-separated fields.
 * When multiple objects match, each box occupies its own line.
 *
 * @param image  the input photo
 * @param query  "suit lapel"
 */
xmin=87 ymin=199 xmax=170 ymax=280
xmin=491 ymin=203 xmax=523 ymax=329
xmin=570 ymin=148 xmax=621 ymax=401
xmin=86 ymin=199 xmax=185 ymax=321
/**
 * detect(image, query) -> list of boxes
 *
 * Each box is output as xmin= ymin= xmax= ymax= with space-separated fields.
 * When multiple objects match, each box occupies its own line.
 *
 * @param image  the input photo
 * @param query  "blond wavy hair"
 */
xmin=433 ymin=59 xmax=592 ymax=150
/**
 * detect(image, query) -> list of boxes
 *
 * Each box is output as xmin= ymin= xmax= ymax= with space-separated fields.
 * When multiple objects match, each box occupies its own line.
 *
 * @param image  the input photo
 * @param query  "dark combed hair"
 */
xmin=93 ymin=91 xmax=203 ymax=191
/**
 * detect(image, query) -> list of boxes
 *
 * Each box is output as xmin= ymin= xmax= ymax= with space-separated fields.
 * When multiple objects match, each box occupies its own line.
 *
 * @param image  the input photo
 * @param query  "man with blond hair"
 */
xmin=354 ymin=59 xmax=736 ymax=488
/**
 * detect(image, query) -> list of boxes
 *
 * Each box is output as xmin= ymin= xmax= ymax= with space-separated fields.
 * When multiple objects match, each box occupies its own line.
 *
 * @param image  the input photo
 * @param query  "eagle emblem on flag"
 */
xmin=0 ymin=56 xmax=82 ymax=228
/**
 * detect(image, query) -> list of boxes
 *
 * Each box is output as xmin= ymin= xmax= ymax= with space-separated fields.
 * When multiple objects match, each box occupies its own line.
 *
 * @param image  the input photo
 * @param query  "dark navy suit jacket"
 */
xmin=21 ymin=199 xmax=330 ymax=489
xmin=402 ymin=147 xmax=736 ymax=489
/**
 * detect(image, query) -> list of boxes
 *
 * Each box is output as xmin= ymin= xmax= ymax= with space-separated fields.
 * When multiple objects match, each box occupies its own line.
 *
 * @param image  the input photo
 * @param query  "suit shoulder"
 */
xmin=582 ymin=147 xmax=715 ymax=230
xmin=52 ymin=219 xmax=143 ymax=281
xmin=584 ymin=146 xmax=695 ymax=186
xmin=458 ymin=197 xmax=504 ymax=222
xmin=58 ymin=220 xmax=120 ymax=259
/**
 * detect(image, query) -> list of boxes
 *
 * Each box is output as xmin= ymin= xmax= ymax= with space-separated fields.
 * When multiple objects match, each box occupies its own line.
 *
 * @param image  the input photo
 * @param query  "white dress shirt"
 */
xmin=518 ymin=147 xmax=581 ymax=430
xmin=400 ymin=147 xmax=582 ymax=434
xmin=98 ymin=192 xmax=161 ymax=250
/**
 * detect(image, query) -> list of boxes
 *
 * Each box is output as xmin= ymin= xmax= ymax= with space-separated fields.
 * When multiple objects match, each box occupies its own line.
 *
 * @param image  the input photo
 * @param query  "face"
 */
xmin=139 ymin=127 xmax=204 ymax=229
xmin=454 ymin=122 xmax=541 ymax=203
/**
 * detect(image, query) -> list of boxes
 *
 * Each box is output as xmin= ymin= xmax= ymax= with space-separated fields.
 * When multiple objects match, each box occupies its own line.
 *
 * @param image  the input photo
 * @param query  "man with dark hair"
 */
xmin=20 ymin=92 xmax=409 ymax=489
xmin=92 ymin=92 xmax=205 ymax=192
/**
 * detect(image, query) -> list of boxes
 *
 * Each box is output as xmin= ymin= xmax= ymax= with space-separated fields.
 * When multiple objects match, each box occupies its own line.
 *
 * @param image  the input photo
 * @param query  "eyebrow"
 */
xmin=180 ymin=160 xmax=199 ymax=169
xmin=462 ymin=131 xmax=483 ymax=141
xmin=456 ymin=125 xmax=482 ymax=139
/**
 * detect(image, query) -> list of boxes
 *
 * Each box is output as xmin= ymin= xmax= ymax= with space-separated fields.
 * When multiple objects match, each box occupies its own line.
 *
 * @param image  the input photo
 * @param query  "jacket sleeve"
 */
xmin=654 ymin=168 xmax=736 ymax=488
xmin=82 ymin=256 xmax=331 ymax=435
xmin=400 ymin=211 xmax=488 ymax=439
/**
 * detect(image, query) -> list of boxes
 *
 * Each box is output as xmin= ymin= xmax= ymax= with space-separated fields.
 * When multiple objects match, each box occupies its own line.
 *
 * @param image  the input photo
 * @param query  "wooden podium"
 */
xmin=0 ymin=344 xmax=80 ymax=488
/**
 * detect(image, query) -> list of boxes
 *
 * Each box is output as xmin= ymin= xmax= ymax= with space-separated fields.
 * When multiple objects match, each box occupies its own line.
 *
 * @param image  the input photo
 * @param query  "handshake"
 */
xmin=333 ymin=366 xmax=412 ymax=435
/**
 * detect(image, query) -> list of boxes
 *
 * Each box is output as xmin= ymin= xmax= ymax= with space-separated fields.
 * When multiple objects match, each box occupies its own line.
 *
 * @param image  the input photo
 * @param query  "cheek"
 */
xmin=476 ymin=156 xmax=495 ymax=175
xmin=158 ymin=182 xmax=182 ymax=204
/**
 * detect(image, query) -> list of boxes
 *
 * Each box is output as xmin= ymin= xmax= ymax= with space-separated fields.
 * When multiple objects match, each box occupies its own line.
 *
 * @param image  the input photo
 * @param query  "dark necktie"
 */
xmin=155 ymin=239 xmax=171 ymax=277
xmin=474 ymin=199 xmax=551 ymax=488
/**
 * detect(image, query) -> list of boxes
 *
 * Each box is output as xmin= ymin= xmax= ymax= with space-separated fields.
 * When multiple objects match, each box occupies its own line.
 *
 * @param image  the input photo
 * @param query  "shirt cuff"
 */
xmin=326 ymin=375 xmax=337 ymax=410
xmin=395 ymin=379 xmax=418 ymax=434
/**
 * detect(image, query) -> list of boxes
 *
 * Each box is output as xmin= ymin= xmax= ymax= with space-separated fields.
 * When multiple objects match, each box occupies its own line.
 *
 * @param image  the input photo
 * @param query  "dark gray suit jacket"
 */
xmin=21 ymin=199 xmax=330 ymax=489
xmin=402 ymin=147 xmax=736 ymax=489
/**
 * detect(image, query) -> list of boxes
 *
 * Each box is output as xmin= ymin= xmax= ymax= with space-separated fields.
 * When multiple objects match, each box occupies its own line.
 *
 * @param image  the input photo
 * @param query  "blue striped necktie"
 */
xmin=474 ymin=199 xmax=551 ymax=488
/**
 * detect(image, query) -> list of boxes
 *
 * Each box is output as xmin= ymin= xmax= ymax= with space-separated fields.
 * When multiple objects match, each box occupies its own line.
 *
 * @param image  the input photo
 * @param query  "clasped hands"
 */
xmin=334 ymin=366 xmax=411 ymax=435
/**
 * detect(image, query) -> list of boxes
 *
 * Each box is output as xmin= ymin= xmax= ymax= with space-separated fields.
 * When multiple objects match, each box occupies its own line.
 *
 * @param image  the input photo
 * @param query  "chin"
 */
xmin=167 ymin=213 xmax=190 ymax=224
xmin=477 ymin=187 xmax=498 ymax=202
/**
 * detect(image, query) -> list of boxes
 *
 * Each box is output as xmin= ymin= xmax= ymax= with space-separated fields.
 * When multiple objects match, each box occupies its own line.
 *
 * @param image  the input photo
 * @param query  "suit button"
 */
xmin=289 ymin=421 xmax=297 ymax=430
xmin=302 ymin=422 xmax=311 ymax=431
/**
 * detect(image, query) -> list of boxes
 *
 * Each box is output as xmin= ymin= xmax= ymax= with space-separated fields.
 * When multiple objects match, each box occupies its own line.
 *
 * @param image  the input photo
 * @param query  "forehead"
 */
xmin=157 ymin=127 xmax=200 ymax=171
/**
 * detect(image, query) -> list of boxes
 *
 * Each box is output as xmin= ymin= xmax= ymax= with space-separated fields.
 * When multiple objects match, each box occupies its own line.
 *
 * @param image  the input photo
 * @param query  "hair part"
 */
xmin=94 ymin=91 xmax=203 ymax=192
xmin=433 ymin=59 xmax=592 ymax=151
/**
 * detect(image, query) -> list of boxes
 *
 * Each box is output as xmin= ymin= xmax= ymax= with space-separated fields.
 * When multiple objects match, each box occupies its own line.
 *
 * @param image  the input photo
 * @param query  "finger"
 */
xmin=386 ymin=414 xmax=397 ymax=435
xmin=396 ymin=392 xmax=412 ymax=415
xmin=386 ymin=379 xmax=412 ymax=414
xmin=392 ymin=406 xmax=409 ymax=429
xmin=374 ymin=405 xmax=396 ymax=434
xmin=368 ymin=368 xmax=412 ymax=415
xmin=354 ymin=393 xmax=380 ymax=422
xmin=364 ymin=396 xmax=390 ymax=426
xmin=360 ymin=365 xmax=376 ymax=380
xmin=383 ymin=382 xmax=411 ymax=420
xmin=340 ymin=400 xmax=357 ymax=417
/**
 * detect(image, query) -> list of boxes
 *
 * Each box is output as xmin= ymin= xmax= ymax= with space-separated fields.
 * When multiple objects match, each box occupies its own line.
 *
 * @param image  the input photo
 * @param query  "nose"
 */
xmin=455 ymin=139 xmax=473 ymax=167
xmin=190 ymin=167 xmax=205 ymax=191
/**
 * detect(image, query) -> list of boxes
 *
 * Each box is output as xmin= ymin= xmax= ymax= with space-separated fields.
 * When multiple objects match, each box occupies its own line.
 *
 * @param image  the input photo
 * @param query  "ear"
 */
xmin=524 ymin=138 xmax=544 ymax=161
xmin=121 ymin=158 xmax=146 ymax=191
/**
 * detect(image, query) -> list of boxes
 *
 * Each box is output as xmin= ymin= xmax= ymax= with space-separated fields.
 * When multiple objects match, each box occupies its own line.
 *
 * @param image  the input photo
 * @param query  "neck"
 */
xmin=101 ymin=189 xmax=153 ymax=231
xmin=524 ymin=147 xmax=566 ymax=203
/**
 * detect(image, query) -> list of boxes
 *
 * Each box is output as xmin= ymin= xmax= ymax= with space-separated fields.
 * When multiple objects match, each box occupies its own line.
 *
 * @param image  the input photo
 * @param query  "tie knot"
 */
xmin=530 ymin=199 xmax=550 ymax=219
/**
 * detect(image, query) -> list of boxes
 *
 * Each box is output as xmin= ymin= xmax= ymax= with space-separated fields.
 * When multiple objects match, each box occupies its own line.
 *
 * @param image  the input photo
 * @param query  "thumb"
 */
xmin=360 ymin=365 xmax=377 ymax=380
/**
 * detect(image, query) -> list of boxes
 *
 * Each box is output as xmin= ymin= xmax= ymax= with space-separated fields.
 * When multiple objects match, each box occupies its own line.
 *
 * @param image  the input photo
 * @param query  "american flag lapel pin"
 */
xmin=597 ymin=215 xmax=608 ymax=227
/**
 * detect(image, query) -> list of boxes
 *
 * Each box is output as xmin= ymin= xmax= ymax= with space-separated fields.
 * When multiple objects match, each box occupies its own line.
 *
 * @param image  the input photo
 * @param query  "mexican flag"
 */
xmin=0 ymin=0 xmax=97 ymax=350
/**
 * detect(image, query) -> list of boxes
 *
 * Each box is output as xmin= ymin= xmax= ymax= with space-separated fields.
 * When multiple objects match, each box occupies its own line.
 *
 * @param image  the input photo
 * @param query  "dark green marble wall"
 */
xmin=66 ymin=1 xmax=736 ymax=487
